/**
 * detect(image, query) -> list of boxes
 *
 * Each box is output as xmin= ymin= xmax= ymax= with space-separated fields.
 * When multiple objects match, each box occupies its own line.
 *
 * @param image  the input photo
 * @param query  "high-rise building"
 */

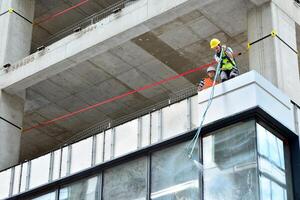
xmin=0 ymin=0 xmax=299 ymax=199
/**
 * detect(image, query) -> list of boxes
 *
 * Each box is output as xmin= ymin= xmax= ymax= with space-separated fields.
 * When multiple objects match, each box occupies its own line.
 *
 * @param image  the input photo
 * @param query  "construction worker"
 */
xmin=210 ymin=38 xmax=239 ymax=82
xmin=198 ymin=66 xmax=219 ymax=91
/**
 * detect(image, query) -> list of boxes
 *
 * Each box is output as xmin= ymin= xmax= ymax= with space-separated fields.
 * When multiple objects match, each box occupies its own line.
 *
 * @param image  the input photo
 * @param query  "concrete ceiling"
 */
xmin=32 ymin=0 xmax=120 ymax=51
xmin=21 ymin=0 xmax=253 ymax=161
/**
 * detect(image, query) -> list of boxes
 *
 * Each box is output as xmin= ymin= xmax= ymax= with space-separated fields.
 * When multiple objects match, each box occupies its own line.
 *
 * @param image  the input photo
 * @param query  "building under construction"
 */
xmin=0 ymin=0 xmax=300 ymax=199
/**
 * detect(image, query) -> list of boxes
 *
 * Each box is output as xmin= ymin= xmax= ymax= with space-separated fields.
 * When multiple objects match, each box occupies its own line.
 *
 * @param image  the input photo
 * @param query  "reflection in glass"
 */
xmin=141 ymin=114 xmax=150 ymax=147
xmin=12 ymin=165 xmax=21 ymax=195
xmin=95 ymin=133 xmax=104 ymax=165
xmin=151 ymin=110 xmax=161 ymax=144
xmin=32 ymin=191 xmax=56 ymax=200
xmin=104 ymin=129 xmax=112 ymax=161
xmin=114 ymin=119 xmax=138 ymax=157
xmin=70 ymin=137 xmax=93 ymax=174
xmin=151 ymin=142 xmax=199 ymax=199
xmin=52 ymin=150 xmax=61 ymax=181
xmin=203 ymin=121 xmax=258 ymax=200
xmin=0 ymin=169 xmax=11 ymax=199
xmin=59 ymin=176 xmax=99 ymax=200
xmin=30 ymin=154 xmax=51 ymax=189
xmin=162 ymin=100 xmax=188 ymax=139
xmin=20 ymin=162 xmax=28 ymax=192
xmin=61 ymin=147 xmax=69 ymax=177
xmin=103 ymin=157 xmax=147 ymax=200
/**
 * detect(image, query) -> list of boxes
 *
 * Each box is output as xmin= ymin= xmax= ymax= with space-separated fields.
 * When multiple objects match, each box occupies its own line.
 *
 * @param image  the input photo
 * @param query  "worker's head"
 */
xmin=210 ymin=38 xmax=221 ymax=53
xmin=207 ymin=66 xmax=216 ymax=78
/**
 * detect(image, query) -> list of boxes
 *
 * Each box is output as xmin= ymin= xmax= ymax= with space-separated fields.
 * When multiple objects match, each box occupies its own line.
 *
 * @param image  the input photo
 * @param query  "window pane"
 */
xmin=258 ymin=156 xmax=286 ymax=184
xmin=95 ymin=133 xmax=104 ymax=165
xmin=59 ymin=176 xmax=99 ymax=200
xmin=191 ymin=95 xmax=200 ymax=129
xmin=257 ymin=123 xmax=269 ymax=157
xmin=151 ymin=142 xmax=199 ymax=199
xmin=61 ymin=147 xmax=69 ymax=177
xmin=260 ymin=176 xmax=271 ymax=200
xmin=115 ymin=119 xmax=138 ymax=157
xmin=203 ymin=121 xmax=258 ymax=200
xmin=141 ymin=114 xmax=150 ymax=147
xmin=103 ymin=157 xmax=147 ymax=200
xmin=0 ymin=169 xmax=11 ymax=199
xmin=32 ymin=191 xmax=56 ymax=200
xmin=30 ymin=154 xmax=51 ymax=189
xmin=52 ymin=150 xmax=61 ymax=181
xmin=271 ymin=181 xmax=286 ymax=200
xmin=20 ymin=162 xmax=28 ymax=192
xmin=70 ymin=137 xmax=93 ymax=174
xmin=12 ymin=165 xmax=21 ymax=195
xmin=104 ymin=129 xmax=112 ymax=161
xmin=151 ymin=110 xmax=161 ymax=144
xmin=162 ymin=100 xmax=188 ymax=139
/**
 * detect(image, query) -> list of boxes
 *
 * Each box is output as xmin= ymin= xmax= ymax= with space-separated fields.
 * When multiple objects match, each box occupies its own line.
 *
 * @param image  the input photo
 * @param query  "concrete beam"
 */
xmin=0 ymin=0 xmax=204 ymax=94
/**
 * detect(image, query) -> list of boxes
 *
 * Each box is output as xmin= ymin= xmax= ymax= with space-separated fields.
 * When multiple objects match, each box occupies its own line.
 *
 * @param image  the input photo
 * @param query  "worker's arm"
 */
xmin=197 ymin=79 xmax=205 ymax=91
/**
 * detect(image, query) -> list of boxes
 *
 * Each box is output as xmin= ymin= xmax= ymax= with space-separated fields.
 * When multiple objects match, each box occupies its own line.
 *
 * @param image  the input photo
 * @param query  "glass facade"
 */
xmin=0 ymin=96 xmax=295 ymax=200
xmin=203 ymin=121 xmax=258 ymax=200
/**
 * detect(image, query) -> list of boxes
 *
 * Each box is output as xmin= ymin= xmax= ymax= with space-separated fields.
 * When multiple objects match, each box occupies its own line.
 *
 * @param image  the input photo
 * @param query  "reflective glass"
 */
xmin=259 ymin=157 xmax=286 ymax=184
xmin=257 ymin=123 xmax=269 ymax=157
xmin=104 ymin=129 xmax=112 ymax=161
xmin=0 ymin=169 xmax=11 ymax=199
xmin=103 ymin=157 xmax=147 ymax=200
xmin=70 ymin=137 xmax=93 ymax=174
xmin=162 ymin=100 xmax=188 ymax=139
xmin=95 ymin=133 xmax=104 ymax=165
xmin=203 ymin=121 xmax=258 ymax=200
xmin=61 ymin=147 xmax=69 ymax=177
xmin=12 ymin=165 xmax=21 ymax=195
xmin=141 ymin=114 xmax=150 ymax=147
xmin=32 ymin=191 xmax=56 ymax=200
xmin=52 ymin=150 xmax=61 ymax=181
xmin=151 ymin=110 xmax=161 ymax=144
xmin=191 ymin=95 xmax=200 ymax=129
xmin=30 ymin=154 xmax=51 ymax=189
xmin=59 ymin=176 xmax=99 ymax=200
xmin=151 ymin=141 xmax=199 ymax=199
xmin=115 ymin=119 xmax=138 ymax=157
xmin=20 ymin=162 xmax=28 ymax=192
xmin=260 ymin=176 xmax=271 ymax=200
xmin=271 ymin=181 xmax=286 ymax=200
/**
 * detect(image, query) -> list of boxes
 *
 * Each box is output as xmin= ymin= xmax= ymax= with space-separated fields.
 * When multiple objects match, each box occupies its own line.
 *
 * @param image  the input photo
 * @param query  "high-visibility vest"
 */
xmin=216 ymin=47 xmax=236 ymax=71
xmin=202 ymin=78 xmax=216 ymax=89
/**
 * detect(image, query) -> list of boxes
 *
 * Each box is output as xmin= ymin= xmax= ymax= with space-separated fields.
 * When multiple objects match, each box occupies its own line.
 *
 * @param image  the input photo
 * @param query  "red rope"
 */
xmin=34 ymin=0 xmax=89 ymax=25
xmin=22 ymin=61 xmax=216 ymax=133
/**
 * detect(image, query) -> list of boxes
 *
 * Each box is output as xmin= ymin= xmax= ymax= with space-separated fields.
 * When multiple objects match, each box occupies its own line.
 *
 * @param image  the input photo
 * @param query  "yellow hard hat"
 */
xmin=210 ymin=38 xmax=220 ymax=49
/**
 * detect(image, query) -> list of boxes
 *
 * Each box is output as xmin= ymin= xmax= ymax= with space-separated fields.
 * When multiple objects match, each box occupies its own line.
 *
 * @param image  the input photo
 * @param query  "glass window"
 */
xmin=151 ymin=141 xmax=199 ymax=199
xmin=30 ymin=154 xmax=51 ymax=189
xmin=151 ymin=110 xmax=161 ymax=144
xmin=114 ymin=119 xmax=138 ymax=157
xmin=0 ymin=169 xmax=11 ymax=199
xmin=162 ymin=100 xmax=188 ymax=139
xmin=141 ymin=114 xmax=150 ymax=147
xmin=59 ymin=176 xmax=100 ymax=200
xmin=20 ymin=162 xmax=28 ymax=192
xmin=61 ymin=147 xmax=69 ymax=177
xmin=12 ymin=165 xmax=21 ymax=195
xmin=52 ymin=150 xmax=61 ymax=181
xmin=95 ymin=133 xmax=104 ymax=165
xmin=191 ymin=95 xmax=200 ymax=129
xmin=32 ymin=191 xmax=57 ymax=200
xmin=203 ymin=121 xmax=258 ymax=200
xmin=70 ymin=137 xmax=93 ymax=174
xmin=104 ymin=129 xmax=112 ymax=161
xmin=103 ymin=157 xmax=147 ymax=200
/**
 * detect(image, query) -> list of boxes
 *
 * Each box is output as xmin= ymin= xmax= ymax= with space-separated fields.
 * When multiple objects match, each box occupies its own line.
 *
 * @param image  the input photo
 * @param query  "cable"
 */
xmin=34 ymin=0 xmax=89 ymax=25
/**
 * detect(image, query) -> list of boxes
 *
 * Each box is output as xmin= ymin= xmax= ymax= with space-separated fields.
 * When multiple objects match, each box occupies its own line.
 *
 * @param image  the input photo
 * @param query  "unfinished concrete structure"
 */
xmin=0 ymin=0 xmax=299 ymax=199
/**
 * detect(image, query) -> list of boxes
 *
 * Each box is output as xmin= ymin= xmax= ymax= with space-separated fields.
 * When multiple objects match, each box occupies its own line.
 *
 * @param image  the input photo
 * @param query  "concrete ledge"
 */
xmin=198 ymin=70 xmax=296 ymax=133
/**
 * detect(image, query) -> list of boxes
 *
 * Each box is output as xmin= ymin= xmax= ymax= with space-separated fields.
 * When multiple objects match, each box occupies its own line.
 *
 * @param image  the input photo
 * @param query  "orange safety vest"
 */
xmin=202 ymin=78 xmax=218 ymax=89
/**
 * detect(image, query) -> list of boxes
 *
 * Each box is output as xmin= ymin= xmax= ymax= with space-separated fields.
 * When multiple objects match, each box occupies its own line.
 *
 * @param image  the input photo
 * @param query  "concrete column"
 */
xmin=0 ymin=0 xmax=35 ymax=67
xmin=248 ymin=2 xmax=300 ymax=105
xmin=0 ymin=91 xmax=24 ymax=170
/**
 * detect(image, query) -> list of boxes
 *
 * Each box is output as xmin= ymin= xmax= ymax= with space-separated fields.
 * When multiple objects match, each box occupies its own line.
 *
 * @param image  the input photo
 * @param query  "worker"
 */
xmin=198 ymin=66 xmax=219 ymax=91
xmin=210 ymin=38 xmax=239 ymax=82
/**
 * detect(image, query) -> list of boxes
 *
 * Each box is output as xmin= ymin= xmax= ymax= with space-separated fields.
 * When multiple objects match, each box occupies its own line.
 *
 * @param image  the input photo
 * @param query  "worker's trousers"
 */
xmin=220 ymin=67 xmax=239 ymax=82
